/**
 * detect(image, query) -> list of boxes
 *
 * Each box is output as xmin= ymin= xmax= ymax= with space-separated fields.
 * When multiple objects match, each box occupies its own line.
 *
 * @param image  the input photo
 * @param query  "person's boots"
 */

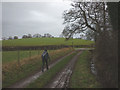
xmin=47 ymin=66 xmax=49 ymax=70
xmin=42 ymin=68 xmax=44 ymax=72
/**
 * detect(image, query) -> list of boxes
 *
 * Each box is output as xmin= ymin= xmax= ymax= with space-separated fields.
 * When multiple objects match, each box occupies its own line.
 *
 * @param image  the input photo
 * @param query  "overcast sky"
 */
xmin=2 ymin=1 xmax=72 ymax=39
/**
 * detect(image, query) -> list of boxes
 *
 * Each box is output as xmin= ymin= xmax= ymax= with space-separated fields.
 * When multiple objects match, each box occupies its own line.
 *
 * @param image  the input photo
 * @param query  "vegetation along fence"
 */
xmin=2 ymin=49 xmax=42 ymax=65
xmin=2 ymin=45 xmax=94 ymax=51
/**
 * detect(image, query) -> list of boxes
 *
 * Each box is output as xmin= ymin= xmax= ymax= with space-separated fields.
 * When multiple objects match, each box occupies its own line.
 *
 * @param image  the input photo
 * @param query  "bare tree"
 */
xmin=62 ymin=2 xmax=111 ymax=41
xmin=62 ymin=2 xmax=117 ymax=88
xmin=33 ymin=33 xmax=42 ymax=38
xmin=44 ymin=33 xmax=53 ymax=38
xmin=85 ymin=29 xmax=96 ymax=41
xmin=22 ymin=35 xmax=28 ymax=38
xmin=14 ymin=36 xmax=18 ymax=39
xmin=27 ymin=34 xmax=32 ymax=38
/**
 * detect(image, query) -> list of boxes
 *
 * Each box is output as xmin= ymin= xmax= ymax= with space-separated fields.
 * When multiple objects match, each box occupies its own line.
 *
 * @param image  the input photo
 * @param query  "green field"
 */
xmin=2 ymin=50 xmax=43 ymax=64
xmin=2 ymin=48 xmax=73 ymax=64
xmin=2 ymin=38 xmax=94 ymax=46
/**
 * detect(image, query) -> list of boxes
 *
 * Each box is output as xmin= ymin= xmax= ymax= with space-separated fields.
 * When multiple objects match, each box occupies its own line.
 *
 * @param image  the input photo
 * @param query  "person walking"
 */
xmin=41 ymin=49 xmax=50 ymax=72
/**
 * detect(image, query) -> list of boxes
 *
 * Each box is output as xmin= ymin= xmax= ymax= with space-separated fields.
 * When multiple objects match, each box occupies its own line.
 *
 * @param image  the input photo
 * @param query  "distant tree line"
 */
xmin=2 ymin=33 xmax=54 ymax=40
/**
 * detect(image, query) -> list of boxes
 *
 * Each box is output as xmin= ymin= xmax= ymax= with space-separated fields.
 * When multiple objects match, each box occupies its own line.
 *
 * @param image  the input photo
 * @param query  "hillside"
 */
xmin=2 ymin=38 xmax=94 ymax=46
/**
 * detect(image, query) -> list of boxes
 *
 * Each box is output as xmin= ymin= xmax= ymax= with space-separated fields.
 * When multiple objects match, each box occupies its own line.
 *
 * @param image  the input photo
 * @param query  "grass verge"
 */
xmin=69 ymin=51 xmax=101 ymax=88
xmin=27 ymin=52 xmax=77 ymax=88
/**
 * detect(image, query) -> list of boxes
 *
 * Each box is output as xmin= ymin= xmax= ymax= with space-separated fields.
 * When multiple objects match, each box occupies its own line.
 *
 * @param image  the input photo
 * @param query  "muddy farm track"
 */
xmin=8 ymin=51 xmax=75 ymax=88
xmin=45 ymin=51 xmax=82 ymax=88
xmin=7 ymin=48 xmax=92 ymax=88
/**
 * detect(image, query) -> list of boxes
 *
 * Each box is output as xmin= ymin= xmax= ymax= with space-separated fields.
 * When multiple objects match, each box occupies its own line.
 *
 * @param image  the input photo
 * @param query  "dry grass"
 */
xmin=3 ymin=48 xmax=72 ymax=71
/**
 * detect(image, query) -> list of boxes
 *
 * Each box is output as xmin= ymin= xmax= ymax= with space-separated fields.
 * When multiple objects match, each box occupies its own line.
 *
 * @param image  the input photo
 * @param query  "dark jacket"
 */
xmin=42 ymin=51 xmax=49 ymax=60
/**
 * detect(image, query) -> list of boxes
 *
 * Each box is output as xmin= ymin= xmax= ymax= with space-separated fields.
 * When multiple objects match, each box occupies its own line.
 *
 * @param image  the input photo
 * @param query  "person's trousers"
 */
xmin=42 ymin=58 xmax=48 ymax=72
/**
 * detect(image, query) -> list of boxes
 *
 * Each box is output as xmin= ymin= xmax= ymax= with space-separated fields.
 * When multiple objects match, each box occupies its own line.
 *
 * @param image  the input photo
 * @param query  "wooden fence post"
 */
xmin=29 ymin=49 xmax=31 ymax=59
xmin=72 ymin=42 xmax=73 ymax=48
xmin=38 ymin=50 xmax=40 ymax=55
xmin=17 ymin=50 xmax=20 ymax=66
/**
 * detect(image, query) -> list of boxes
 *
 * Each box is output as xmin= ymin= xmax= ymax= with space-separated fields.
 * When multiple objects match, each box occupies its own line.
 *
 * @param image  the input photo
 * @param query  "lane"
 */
xmin=45 ymin=51 xmax=83 ymax=88
xmin=8 ymin=51 xmax=75 ymax=88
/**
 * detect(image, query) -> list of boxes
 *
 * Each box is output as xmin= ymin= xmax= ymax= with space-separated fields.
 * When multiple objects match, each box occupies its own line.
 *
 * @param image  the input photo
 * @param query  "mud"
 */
xmin=45 ymin=51 xmax=82 ymax=88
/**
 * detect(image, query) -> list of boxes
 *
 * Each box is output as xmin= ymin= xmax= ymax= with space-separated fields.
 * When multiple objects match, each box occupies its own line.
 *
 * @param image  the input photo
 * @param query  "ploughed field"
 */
xmin=2 ymin=37 xmax=94 ymax=46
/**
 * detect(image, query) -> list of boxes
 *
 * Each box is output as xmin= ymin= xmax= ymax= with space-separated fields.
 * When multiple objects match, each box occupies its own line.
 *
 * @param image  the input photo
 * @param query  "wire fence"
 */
xmin=2 ymin=45 xmax=94 ymax=51
xmin=2 ymin=49 xmax=43 ymax=66
xmin=2 ymin=45 xmax=95 ymax=67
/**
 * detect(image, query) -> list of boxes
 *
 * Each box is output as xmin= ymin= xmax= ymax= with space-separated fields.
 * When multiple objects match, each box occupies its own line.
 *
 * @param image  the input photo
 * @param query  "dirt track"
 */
xmin=8 ymin=48 xmax=93 ymax=88
xmin=8 ymin=51 xmax=75 ymax=88
xmin=45 ymin=51 xmax=82 ymax=88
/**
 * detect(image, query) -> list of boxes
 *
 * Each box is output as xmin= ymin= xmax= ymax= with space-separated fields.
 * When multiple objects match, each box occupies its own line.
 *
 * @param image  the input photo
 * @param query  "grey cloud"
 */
xmin=2 ymin=2 xmax=72 ymax=38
